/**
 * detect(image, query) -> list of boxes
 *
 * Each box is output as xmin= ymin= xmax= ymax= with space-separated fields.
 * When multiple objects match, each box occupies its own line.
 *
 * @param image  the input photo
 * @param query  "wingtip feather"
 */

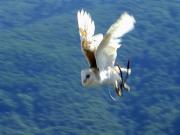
xmin=107 ymin=12 xmax=136 ymax=38
xmin=77 ymin=9 xmax=95 ymax=40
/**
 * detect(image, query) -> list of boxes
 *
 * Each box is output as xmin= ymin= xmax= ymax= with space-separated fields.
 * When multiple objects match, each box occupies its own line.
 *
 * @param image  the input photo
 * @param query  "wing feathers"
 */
xmin=77 ymin=9 xmax=103 ymax=68
xmin=77 ymin=9 xmax=95 ymax=40
xmin=96 ymin=12 xmax=135 ymax=70
xmin=107 ymin=12 xmax=135 ymax=39
xmin=90 ymin=34 xmax=103 ymax=49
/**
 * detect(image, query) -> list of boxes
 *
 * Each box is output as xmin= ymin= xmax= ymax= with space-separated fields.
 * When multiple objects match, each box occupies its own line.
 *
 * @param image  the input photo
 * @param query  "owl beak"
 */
xmin=83 ymin=78 xmax=88 ymax=84
xmin=83 ymin=79 xmax=86 ymax=84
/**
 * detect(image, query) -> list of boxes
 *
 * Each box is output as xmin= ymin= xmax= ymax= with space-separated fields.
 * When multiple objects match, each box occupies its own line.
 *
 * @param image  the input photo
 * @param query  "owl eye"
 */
xmin=86 ymin=74 xmax=90 ymax=79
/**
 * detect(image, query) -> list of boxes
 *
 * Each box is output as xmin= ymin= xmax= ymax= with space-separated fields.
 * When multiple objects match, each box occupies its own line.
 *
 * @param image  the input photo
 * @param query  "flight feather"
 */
xmin=77 ymin=9 xmax=103 ymax=68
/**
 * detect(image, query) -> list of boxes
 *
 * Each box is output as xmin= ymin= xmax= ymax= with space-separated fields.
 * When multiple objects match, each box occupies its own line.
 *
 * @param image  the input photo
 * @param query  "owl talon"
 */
xmin=115 ymin=86 xmax=122 ymax=96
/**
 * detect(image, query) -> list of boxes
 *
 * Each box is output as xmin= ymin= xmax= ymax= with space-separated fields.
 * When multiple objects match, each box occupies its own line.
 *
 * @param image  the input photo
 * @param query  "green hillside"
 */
xmin=0 ymin=0 xmax=180 ymax=135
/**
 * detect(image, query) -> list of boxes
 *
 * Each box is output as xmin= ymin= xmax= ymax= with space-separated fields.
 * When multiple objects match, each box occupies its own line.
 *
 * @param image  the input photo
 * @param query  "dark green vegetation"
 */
xmin=0 ymin=0 xmax=180 ymax=134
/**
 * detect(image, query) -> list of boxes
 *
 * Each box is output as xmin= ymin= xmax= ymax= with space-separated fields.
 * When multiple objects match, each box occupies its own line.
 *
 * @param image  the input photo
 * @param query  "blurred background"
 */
xmin=0 ymin=0 xmax=180 ymax=134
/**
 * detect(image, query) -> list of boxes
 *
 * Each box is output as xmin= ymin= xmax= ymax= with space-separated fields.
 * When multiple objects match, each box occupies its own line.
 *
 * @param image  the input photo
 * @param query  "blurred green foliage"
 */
xmin=0 ymin=0 xmax=180 ymax=135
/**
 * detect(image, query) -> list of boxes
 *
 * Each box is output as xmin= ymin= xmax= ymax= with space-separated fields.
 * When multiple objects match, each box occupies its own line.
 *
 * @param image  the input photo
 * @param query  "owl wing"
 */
xmin=95 ymin=12 xmax=135 ymax=71
xmin=77 ymin=9 xmax=103 ymax=68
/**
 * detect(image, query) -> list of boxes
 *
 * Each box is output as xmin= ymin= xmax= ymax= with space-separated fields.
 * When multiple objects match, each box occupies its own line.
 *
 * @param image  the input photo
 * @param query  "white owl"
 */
xmin=77 ymin=9 xmax=135 ymax=96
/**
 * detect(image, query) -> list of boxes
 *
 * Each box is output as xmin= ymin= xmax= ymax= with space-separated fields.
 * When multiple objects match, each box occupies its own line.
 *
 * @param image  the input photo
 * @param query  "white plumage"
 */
xmin=77 ymin=9 xmax=95 ymax=40
xmin=77 ymin=9 xmax=103 ymax=52
xmin=96 ymin=12 xmax=135 ymax=71
xmin=77 ymin=9 xmax=135 ymax=96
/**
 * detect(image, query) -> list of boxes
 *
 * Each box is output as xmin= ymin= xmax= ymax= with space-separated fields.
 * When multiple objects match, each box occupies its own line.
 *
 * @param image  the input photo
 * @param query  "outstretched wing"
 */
xmin=77 ymin=9 xmax=103 ymax=68
xmin=95 ymin=12 xmax=135 ymax=71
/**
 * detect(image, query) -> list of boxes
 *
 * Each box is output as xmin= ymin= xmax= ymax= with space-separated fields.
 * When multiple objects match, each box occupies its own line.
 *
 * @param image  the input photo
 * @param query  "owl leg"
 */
xmin=114 ymin=81 xmax=122 ymax=96
xmin=117 ymin=60 xmax=131 ymax=92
